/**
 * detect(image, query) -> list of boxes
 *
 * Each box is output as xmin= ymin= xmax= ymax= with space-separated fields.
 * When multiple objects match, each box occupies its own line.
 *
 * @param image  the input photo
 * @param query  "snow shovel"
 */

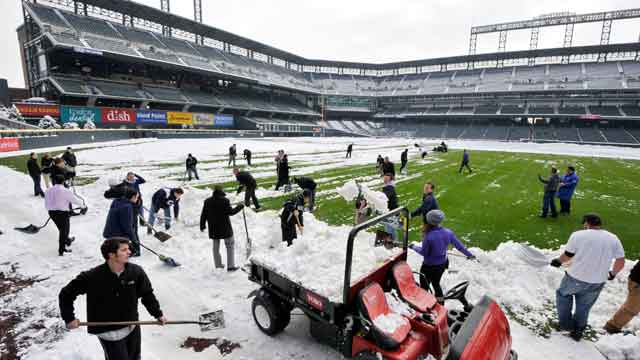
xmin=78 ymin=310 xmax=225 ymax=331
xmin=241 ymin=207 xmax=252 ymax=259
xmin=132 ymin=236 xmax=180 ymax=267
xmin=14 ymin=217 xmax=51 ymax=234
xmin=516 ymin=243 xmax=552 ymax=268
xmin=145 ymin=223 xmax=172 ymax=242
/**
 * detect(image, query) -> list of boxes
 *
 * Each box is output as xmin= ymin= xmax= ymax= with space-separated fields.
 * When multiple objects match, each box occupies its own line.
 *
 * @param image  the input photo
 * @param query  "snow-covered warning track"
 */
xmin=1 ymin=137 xmax=638 ymax=359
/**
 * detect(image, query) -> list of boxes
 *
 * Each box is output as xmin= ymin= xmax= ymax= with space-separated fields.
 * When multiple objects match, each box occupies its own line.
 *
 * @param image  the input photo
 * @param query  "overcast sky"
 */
xmin=1 ymin=0 xmax=639 ymax=88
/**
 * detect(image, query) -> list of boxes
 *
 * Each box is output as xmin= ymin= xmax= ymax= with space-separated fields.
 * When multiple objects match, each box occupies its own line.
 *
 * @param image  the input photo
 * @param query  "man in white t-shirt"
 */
xmin=551 ymin=213 xmax=625 ymax=341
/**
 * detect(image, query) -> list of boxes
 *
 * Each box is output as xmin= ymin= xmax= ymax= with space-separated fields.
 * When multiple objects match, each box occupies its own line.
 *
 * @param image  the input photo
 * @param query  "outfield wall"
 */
xmin=0 ymin=128 xmax=350 ymax=153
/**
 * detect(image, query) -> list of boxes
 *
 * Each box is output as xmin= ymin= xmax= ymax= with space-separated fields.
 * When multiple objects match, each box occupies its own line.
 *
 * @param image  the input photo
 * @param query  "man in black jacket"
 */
xmin=185 ymin=154 xmax=199 ymax=181
xmin=27 ymin=152 xmax=45 ymax=197
xmin=41 ymin=153 xmax=53 ymax=189
xmin=382 ymin=157 xmax=395 ymax=179
xmin=346 ymin=143 xmax=353 ymax=158
xmin=147 ymin=188 xmax=183 ymax=232
xmin=200 ymin=186 xmax=244 ymax=271
xmin=293 ymin=176 xmax=317 ymax=212
xmin=233 ymin=168 xmax=260 ymax=209
xmin=538 ymin=166 xmax=560 ymax=218
xmin=62 ymin=147 xmax=77 ymax=179
xmin=399 ymin=149 xmax=409 ymax=174
xmin=51 ymin=158 xmax=73 ymax=187
xmin=59 ymin=237 xmax=166 ymax=359
xmin=243 ymin=149 xmax=252 ymax=166
xmin=411 ymin=182 xmax=439 ymax=225
xmin=281 ymin=190 xmax=311 ymax=246
xmin=228 ymin=144 xmax=237 ymax=167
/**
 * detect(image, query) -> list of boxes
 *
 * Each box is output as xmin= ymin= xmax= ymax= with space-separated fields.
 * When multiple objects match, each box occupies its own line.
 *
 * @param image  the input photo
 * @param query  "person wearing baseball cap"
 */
xmin=409 ymin=209 xmax=475 ymax=304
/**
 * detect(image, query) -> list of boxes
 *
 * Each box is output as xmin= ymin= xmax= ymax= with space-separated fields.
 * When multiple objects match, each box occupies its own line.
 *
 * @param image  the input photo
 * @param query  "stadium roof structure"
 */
xmin=31 ymin=0 xmax=640 ymax=72
xmin=62 ymin=0 xmax=307 ymax=63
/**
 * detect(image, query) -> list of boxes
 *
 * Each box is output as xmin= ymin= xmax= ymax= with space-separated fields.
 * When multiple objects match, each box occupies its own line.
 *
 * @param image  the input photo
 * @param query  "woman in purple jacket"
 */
xmin=409 ymin=210 xmax=475 ymax=303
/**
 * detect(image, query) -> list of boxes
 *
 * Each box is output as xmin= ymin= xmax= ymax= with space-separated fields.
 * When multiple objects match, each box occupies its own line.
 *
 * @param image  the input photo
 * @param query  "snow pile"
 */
xmin=385 ymin=291 xmax=414 ymax=317
xmin=1 ymin=138 xmax=640 ymax=360
xmin=595 ymin=333 xmax=640 ymax=360
xmin=372 ymin=312 xmax=407 ymax=334
xmin=251 ymin=213 xmax=401 ymax=301
xmin=336 ymin=180 xmax=389 ymax=212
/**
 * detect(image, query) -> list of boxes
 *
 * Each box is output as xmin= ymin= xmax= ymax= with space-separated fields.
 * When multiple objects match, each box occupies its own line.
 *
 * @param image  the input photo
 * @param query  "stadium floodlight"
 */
xmin=470 ymin=8 xmax=640 ymax=55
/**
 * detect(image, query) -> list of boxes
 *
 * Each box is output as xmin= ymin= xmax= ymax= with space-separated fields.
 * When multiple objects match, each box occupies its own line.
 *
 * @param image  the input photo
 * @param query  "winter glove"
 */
xmin=608 ymin=271 xmax=616 ymax=281
xmin=80 ymin=207 xmax=88 ymax=215
xmin=467 ymin=255 xmax=477 ymax=261
xmin=550 ymin=258 xmax=562 ymax=268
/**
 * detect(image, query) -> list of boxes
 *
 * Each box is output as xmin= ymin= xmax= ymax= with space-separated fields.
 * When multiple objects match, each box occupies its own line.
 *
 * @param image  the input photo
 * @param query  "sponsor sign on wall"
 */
xmin=167 ymin=112 xmax=193 ymax=125
xmin=137 ymin=110 xmax=167 ymax=125
xmin=60 ymin=106 xmax=101 ymax=124
xmin=192 ymin=113 xmax=214 ymax=126
xmin=0 ymin=138 xmax=20 ymax=152
xmin=15 ymin=103 xmax=60 ymax=118
xmin=214 ymin=114 xmax=234 ymax=127
xmin=101 ymin=108 xmax=136 ymax=124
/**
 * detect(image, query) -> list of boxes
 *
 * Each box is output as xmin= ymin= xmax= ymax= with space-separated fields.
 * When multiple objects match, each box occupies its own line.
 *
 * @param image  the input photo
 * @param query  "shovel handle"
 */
xmin=78 ymin=320 xmax=203 ymax=326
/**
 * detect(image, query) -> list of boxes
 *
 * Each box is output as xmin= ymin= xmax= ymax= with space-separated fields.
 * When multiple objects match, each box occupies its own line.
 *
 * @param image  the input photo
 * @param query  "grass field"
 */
xmin=203 ymin=149 xmax=640 ymax=258
xmin=3 ymin=146 xmax=639 ymax=258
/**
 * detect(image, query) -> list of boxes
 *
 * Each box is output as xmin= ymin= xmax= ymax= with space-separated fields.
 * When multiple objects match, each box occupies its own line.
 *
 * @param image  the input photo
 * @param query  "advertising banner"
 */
xmin=167 ymin=112 xmax=193 ymax=125
xmin=101 ymin=108 xmax=136 ymax=124
xmin=192 ymin=113 xmax=214 ymax=126
xmin=15 ymin=103 xmax=60 ymax=118
xmin=214 ymin=114 xmax=234 ymax=127
xmin=137 ymin=110 xmax=167 ymax=125
xmin=60 ymin=106 xmax=101 ymax=124
xmin=0 ymin=138 xmax=20 ymax=152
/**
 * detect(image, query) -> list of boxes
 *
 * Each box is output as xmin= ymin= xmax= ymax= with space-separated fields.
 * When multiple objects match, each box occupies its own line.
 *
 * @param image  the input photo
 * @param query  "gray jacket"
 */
xmin=539 ymin=173 xmax=560 ymax=193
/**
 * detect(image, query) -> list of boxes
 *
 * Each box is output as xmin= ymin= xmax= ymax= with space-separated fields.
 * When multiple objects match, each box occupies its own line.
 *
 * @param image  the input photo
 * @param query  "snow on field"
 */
xmin=1 ymin=137 xmax=639 ymax=359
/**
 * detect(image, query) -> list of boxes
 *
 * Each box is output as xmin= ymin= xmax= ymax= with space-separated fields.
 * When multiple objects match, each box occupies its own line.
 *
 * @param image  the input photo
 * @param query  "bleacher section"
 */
xmin=578 ymin=127 xmax=606 ymax=142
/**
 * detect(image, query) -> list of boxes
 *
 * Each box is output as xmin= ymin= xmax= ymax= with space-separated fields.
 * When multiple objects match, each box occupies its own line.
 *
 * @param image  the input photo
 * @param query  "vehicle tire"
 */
xmin=252 ymin=293 xmax=286 ymax=335
xmin=354 ymin=350 xmax=379 ymax=360
xmin=275 ymin=303 xmax=291 ymax=332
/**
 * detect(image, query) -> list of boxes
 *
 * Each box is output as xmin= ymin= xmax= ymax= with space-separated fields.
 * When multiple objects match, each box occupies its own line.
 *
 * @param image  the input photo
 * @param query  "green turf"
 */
xmin=239 ymin=150 xmax=640 ymax=258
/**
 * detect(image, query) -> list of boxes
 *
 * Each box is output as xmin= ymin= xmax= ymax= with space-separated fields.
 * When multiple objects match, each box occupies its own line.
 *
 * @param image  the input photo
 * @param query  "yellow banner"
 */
xmin=167 ymin=112 xmax=193 ymax=125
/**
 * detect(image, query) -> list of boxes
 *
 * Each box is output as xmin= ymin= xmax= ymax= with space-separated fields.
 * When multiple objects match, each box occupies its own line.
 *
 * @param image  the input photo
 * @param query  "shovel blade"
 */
xmin=199 ymin=310 xmax=225 ymax=331
xmin=14 ymin=225 xmax=40 ymax=234
xmin=154 ymin=231 xmax=172 ymax=242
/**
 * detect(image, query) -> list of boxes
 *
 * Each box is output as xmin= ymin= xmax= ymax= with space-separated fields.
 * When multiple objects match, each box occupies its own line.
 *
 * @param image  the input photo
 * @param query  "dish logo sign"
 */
xmin=305 ymin=291 xmax=325 ymax=311
xmin=102 ymin=108 xmax=136 ymax=124
xmin=0 ymin=138 xmax=20 ymax=152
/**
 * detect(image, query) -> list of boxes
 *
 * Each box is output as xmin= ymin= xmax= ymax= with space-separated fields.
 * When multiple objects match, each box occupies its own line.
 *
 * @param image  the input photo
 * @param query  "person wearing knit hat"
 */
xmin=410 ymin=209 xmax=475 ymax=304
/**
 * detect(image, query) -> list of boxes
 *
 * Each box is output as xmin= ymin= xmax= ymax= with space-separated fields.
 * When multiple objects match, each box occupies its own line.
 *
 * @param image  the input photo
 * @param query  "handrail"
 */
xmin=343 ymin=206 xmax=409 ymax=304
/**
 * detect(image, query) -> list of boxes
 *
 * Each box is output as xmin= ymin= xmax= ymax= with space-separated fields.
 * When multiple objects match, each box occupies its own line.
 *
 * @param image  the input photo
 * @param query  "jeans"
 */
xmin=384 ymin=216 xmax=399 ymax=243
xmin=98 ymin=325 xmax=140 ymax=360
xmin=31 ymin=175 xmax=44 ymax=196
xmin=187 ymin=167 xmax=199 ymax=180
xmin=148 ymin=206 xmax=171 ymax=229
xmin=542 ymin=191 xmax=557 ymax=217
xmin=556 ymin=273 xmax=605 ymax=332
xmin=244 ymin=187 xmax=260 ymax=209
xmin=212 ymin=236 xmax=235 ymax=269
xmin=559 ymin=199 xmax=571 ymax=214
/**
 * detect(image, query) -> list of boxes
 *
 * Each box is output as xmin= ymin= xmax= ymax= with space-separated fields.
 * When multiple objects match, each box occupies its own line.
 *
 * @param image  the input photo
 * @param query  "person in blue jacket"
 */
xmin=124 ymin=172 xmax=146 ymax=222
xmin=103 ymin=188 xmax=138 ymax=246
xmin=148 ymin=187 xmax=183 ymax=233
xmin=557 ymin=166 xmax=579 ymax=215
